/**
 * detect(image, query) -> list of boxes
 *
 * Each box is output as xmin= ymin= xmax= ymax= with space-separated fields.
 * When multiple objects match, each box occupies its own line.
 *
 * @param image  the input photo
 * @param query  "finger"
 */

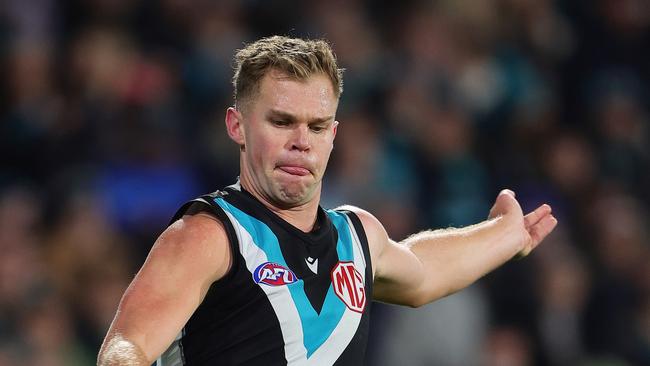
xmin=528 ymin=214 xmax=558 ymax=247
xmin=524 ymin=204 xmax=552 ymax=228
xmin=499 ymin=189 xmax=515 ymax=198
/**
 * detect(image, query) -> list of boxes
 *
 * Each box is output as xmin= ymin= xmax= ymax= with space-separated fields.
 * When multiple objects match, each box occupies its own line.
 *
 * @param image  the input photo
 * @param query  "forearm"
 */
xmin=98 ymin=334 xmax=150 ymax=366
xmin=404 ymin=214 xmax=524 ymax=302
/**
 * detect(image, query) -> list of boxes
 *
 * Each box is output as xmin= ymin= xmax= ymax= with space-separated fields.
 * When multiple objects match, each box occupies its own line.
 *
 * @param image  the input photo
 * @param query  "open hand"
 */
xmin=489 ymin=189 xmax=558 ymax=258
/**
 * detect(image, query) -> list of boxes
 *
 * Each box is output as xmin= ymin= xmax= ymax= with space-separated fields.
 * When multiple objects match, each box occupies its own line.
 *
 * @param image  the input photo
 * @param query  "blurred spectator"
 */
xmin=482 ymin=326 xmax=533 ymax=366
xmin=535 ymin=228 xmax=590 ymax=365
xmin=582 ymin=190 xmax=650 ymax=365
xmin=373 ymin=285 xmax=488 ymax=366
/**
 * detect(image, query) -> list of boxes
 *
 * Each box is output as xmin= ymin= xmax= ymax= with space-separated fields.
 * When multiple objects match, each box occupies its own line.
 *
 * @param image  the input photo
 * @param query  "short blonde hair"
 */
xmin=232 ymin=36 xmax=344 ymax=110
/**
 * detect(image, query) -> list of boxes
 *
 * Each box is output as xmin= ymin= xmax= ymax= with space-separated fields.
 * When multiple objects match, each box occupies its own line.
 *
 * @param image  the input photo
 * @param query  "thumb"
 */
xmin=489 ymin=189 xmax=519 ymax=219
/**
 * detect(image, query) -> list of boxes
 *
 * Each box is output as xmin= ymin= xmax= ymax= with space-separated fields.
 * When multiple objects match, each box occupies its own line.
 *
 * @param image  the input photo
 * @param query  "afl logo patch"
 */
xmin=331 ymin=261 xmax=366 ymax=313
xmin=253 ymin=262 xmax=298 ymax=286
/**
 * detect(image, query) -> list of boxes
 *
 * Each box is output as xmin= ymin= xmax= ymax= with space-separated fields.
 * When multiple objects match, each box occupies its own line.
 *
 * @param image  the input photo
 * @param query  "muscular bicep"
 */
xmin=372 ymin=238 xmax=429 ymax=306
xmin=341 ymin=206 xmax=426 ymax=307
xmin=104 ymin=213 xmax=231 ymax=362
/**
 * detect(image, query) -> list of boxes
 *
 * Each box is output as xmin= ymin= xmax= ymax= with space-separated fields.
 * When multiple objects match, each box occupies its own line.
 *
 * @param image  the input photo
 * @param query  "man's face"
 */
xmin=229 ymin=69 xmax=339 ymax=208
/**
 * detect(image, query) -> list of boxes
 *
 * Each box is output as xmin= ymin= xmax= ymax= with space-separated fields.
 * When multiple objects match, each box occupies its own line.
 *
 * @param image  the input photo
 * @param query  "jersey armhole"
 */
xmin=170 ymin=196 xmax=240 ymax=284
xmin=336 ymin=209 xmax=374 ymax=290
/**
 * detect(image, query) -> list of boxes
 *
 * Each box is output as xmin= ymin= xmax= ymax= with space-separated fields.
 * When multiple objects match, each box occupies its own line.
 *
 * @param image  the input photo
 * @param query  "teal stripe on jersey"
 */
xmin=214 ymin=198 xmax=350 ymax=358
xmin=325 ymin=210 xmax=354 ymax=262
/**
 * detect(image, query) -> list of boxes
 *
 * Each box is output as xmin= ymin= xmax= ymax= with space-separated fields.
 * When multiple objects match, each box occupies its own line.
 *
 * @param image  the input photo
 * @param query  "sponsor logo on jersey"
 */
xmin=254 ymin=262 xmax=298 ymax=286
xmin=331 ymin=261 xmax=366 ymax=313
xmin=305 ymin=256 xmax=318 ymax=274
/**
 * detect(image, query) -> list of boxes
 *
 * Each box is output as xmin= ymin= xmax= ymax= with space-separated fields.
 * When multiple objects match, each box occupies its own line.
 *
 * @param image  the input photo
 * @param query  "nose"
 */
xmin=290 ymin=125 xmax=311 ymax=151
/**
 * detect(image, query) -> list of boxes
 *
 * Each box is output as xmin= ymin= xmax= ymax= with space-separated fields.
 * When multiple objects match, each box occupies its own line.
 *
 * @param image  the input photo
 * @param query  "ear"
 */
xmin=332 ymin=120 xmax=339 ymax=140
xmin=225 ymin=107 xmax=245 ymax=146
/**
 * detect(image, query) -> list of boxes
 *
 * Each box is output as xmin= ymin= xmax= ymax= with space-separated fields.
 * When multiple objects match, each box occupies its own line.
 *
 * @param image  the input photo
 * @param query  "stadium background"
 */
xmin=1 ymin=0 xmax=649 ymax=365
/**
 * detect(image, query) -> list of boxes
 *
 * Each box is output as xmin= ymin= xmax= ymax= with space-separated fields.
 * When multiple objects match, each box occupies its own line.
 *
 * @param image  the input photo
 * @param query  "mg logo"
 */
xmin=331 ymin=261 xmax=366 ymax=313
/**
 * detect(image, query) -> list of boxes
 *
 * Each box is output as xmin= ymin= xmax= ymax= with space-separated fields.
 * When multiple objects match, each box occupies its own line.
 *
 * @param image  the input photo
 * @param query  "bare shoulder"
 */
xmin=335 ymin=205 xmax=390 ymax=260
xmin=150 ymin=212 xmax=232 ymax=282
xmin=337 ymin=205 xmax=383 ymax=232
xmin=163 ymin=212 xmax=228 ymax=247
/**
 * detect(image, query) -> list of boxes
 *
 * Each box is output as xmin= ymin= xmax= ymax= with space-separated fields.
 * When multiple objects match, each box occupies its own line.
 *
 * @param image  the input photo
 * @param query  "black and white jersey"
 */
xmin=157 ymin=183 xmax=373 ymax=365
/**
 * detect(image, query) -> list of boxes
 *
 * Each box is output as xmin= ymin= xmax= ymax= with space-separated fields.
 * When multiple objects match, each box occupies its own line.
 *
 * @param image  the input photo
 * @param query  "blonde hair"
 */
xmin=232 ymin=36 xmax=344 ymax=110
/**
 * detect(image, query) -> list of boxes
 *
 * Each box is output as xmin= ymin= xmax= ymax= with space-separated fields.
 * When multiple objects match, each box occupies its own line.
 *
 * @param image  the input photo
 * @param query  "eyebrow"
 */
xmin=267 ymin=109 xmax=334 ymax=125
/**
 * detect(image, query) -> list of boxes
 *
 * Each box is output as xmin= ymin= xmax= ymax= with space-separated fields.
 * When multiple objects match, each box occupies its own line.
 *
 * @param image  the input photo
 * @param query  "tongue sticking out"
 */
xmin=278 ymin=166 xmax=310 ymax=176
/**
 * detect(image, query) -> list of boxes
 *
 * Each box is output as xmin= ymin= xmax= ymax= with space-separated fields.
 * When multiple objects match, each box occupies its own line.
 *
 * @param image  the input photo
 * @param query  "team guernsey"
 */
xmin=157 ymin=183 xmax=373 ymax=365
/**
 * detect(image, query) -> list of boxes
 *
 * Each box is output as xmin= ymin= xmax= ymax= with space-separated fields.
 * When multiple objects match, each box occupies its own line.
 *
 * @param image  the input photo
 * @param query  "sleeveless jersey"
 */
xmin=157 ymin=184 xmax=373 ymax=365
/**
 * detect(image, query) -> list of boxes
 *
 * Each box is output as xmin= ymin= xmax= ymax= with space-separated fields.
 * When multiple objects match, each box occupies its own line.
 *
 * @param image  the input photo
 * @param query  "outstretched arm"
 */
xmin=351 ymin=189 xmax=557 ymax=307
xmin=97 ymin=213 xmax=231 ymax=365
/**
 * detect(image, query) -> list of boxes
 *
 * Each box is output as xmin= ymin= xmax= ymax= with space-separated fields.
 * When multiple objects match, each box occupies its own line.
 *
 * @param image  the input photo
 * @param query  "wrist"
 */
xmin=494 ymin=212 xmax=529 ymax=257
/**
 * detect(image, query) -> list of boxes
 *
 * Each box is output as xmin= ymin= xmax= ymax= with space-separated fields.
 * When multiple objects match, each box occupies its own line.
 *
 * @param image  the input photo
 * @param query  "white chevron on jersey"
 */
xmin=218 ymin=202 xmax=366 ymax=365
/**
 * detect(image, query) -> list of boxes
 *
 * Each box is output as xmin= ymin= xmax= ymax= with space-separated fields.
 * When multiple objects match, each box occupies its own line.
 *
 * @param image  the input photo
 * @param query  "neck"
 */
xmin=238 ymin=178 xmax=321 ymax=233
xmin=267 ymin=198 xmax=320 ymax=233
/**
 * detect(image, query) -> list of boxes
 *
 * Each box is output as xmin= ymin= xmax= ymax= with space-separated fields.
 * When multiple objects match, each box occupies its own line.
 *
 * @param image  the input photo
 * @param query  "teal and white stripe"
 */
xmin=215 ymin=198 xmax=366 ymax=365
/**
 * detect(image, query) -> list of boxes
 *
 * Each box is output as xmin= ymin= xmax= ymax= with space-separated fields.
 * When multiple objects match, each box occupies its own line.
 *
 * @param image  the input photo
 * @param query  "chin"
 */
xmin=275 ymin=186 xmax=313 ymax=206
xmin=279 ymin=190 xmax=308 ymax=204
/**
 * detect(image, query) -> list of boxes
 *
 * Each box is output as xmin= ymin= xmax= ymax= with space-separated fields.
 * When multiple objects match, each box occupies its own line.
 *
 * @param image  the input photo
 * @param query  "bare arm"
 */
xmin=97 ymin=213 xmax=231 ymax=365
xmin=349 ymin=190 xmax=557 ymax=308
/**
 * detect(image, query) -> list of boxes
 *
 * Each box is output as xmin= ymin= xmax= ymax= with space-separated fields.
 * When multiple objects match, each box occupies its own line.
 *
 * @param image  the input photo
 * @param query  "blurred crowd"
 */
xmin=1 ymin=0 xmax=649 ymax=365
